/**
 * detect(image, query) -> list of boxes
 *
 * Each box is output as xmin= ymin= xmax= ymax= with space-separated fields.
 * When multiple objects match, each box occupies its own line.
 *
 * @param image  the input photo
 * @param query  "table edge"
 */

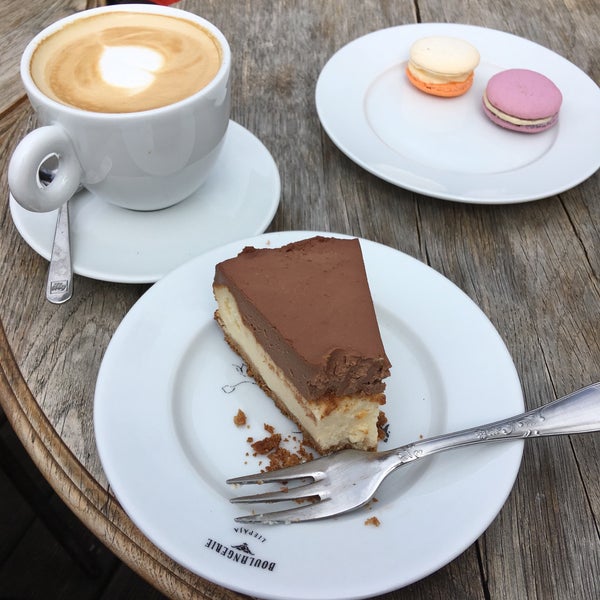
xmin=0 ymin=318 xmax=241 ymax=600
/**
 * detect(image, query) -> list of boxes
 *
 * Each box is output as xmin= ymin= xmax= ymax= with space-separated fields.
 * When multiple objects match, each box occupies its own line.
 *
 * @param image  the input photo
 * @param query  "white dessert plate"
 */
xmin=94 ymin=231 xmax=524 ymax=600
xmin=315 ymin=23 xmax=600 ymax=203
xmin=9 ymin=121 xmax=280 ymax=283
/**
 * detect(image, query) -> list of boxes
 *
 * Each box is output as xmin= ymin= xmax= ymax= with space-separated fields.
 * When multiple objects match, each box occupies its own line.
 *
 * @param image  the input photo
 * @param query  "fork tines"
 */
xmin=226 ymin=461 xmax=329 ymax=523
xmin=226 ymin=460 xmax=324 ymax=486
xmin=232 ymin=500 xmax=333 ymax=524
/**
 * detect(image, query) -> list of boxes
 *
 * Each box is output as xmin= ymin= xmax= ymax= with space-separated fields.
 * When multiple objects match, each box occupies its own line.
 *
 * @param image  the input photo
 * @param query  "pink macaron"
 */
xmin=482 ymin=68 xmax=563 ymax=133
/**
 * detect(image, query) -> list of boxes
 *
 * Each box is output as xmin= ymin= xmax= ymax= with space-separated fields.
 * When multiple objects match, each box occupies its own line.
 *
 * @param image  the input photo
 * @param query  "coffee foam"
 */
xmin=30 ymin=12 xmax=222 ymax=113
xmin=99 ymin=46 xmax=164 ymax=90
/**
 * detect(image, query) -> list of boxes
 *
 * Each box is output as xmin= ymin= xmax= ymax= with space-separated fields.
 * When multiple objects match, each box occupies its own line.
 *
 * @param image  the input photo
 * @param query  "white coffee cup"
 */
xmin=8 ymin=4 xmax=231 ymax=212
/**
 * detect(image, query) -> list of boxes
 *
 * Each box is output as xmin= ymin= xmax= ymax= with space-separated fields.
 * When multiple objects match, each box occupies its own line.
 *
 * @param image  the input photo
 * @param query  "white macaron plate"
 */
xmin=316 ymin=23 xmax=600 ymax=204
xmin=9 ymin=121 xmax=280 ymax=283
xmin=94 ymin=231 xmax=524 ymax=600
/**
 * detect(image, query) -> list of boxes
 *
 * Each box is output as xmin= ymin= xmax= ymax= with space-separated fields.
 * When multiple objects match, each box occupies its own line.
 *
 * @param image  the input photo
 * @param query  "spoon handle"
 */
xmin=46 ymin=202 xmax=73 ymax=304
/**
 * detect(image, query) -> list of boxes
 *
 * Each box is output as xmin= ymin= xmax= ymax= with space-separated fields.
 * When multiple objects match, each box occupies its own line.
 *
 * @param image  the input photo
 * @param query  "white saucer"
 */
xmin=9 ymin=121 xmax=280 ymax=283
xmin=316 ymin=23 xmax=600 ymax=204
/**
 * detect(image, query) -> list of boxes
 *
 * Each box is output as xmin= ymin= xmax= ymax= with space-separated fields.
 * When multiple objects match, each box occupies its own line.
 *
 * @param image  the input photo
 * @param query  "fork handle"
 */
xmin=393 ymin=382 xmax=600 ymax=463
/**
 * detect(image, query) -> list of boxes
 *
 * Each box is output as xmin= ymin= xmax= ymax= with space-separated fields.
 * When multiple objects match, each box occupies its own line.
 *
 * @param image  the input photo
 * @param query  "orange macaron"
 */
xmin=406 ymin=36 xmax=480 ymax=98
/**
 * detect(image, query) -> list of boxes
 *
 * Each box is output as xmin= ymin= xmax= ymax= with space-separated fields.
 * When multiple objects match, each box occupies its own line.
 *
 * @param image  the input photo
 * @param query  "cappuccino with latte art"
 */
xmin=30 ymin=11 xmax=222 ymax=113
xmin=9 ymin=5 xmax=231 ymax=212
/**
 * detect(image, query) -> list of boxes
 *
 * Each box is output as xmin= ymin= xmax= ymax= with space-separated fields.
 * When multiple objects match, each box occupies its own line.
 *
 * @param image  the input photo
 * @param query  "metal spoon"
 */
xmin=45 ymin=201 xmax=73 ymax=303
xmin=39 ymin=160 xmax=73 ymax=304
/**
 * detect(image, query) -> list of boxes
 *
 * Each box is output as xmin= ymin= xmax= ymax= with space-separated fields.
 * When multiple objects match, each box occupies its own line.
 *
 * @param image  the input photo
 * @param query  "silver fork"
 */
xmin=227 ymin=382 xmax=600 ymax=524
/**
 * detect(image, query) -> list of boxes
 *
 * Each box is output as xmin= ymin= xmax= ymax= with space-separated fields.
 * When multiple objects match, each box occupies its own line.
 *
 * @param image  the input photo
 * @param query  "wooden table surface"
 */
xmin=1 ymin=0 xmax=599 ymax=598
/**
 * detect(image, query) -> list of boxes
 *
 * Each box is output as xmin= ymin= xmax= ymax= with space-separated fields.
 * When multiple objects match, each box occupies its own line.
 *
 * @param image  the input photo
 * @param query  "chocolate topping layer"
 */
xmin=213 ymin=237 xmax=391 ymax=401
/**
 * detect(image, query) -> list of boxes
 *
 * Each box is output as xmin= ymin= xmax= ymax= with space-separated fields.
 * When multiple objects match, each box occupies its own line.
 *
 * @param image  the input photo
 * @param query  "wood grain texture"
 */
xmin=0 ymin=1 xmax=598 ymax=599
xmin=0 ymin=0 xmax=95 ymax=114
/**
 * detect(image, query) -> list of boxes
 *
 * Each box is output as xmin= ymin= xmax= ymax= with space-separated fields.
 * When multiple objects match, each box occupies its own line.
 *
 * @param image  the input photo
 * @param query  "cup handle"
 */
xmin=8 ymin=125 xmax=83 ymax=213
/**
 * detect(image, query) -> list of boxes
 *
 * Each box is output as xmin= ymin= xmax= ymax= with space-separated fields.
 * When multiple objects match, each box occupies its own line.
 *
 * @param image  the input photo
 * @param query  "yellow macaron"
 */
xmin=406 ymin=36 xmax=480 ymax=98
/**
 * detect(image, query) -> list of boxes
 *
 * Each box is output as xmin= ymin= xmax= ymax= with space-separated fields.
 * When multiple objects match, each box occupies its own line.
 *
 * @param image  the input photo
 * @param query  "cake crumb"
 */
xmin=251 ymin=433 xmax=282 ymax=455
xmin=364 ymin=516 xmax=381 ymax=527
xmin=249 ymin=423 xmax=314 ymax=472
xmin=233 ymin=409 xmax=247 ymax=426
xmin=377 ymin=411 xmax=389 ymax=440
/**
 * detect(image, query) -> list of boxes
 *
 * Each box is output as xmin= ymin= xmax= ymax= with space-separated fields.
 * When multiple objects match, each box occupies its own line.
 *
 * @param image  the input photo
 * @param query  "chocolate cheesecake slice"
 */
xmin=213 ymin=236 xmax=391 ymax=453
